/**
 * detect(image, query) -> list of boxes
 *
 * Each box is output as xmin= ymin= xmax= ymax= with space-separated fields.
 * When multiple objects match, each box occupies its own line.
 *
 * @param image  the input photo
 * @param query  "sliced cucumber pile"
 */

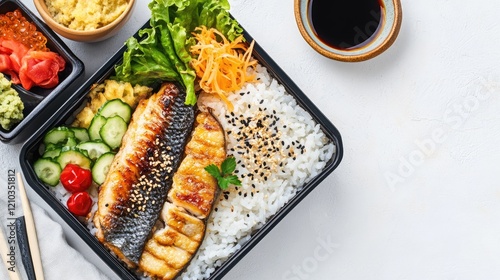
xmin=34 ymin=98 xmax=131 ymax=186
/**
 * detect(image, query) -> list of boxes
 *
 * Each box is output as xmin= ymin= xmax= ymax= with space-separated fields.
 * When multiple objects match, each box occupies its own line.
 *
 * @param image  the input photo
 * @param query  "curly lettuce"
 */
xmin=113 ymin=0 xmax=243 ymax=105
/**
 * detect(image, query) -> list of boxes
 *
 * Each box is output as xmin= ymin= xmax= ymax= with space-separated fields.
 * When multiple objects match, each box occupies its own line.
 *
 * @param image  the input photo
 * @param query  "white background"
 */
xmin=3 ymin=0 xmax=500 ymax=279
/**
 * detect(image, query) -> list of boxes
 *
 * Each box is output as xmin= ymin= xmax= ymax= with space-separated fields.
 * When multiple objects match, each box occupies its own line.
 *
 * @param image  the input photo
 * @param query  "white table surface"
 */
xmin=4 ymin=0 xmax=500 ymax=279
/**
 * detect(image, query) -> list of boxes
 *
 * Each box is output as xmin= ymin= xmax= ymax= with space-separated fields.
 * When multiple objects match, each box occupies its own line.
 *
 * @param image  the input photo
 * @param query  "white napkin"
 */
xmin=0 ymin=178 xmax=110 ymax=280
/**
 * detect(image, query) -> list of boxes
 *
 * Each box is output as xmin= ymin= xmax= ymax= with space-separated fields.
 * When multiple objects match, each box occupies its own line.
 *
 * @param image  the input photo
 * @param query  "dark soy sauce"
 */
xmin=308 ymin=0 xmax=384 ymax=50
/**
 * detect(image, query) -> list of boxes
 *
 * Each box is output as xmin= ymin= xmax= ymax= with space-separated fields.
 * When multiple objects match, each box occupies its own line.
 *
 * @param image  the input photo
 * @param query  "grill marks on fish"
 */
xmin=139 ymin=112 xmax=226 ymax=280
xmin=93 ymin=83 xmax=195 ymax=266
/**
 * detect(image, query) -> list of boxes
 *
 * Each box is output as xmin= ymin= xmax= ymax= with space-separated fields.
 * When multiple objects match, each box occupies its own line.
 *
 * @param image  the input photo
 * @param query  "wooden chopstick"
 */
xmin=0 ymin=224 xmax=21 ymax=280
xmin=17 ymin=173 xmax=45 ymax=280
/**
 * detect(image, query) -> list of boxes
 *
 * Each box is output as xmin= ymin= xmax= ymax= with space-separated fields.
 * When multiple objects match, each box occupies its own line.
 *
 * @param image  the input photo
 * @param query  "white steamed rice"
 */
xmin=179 ymin=64 xmax=335 ymax=279
xmin=49 ymin=64 xmax=335 ymax=280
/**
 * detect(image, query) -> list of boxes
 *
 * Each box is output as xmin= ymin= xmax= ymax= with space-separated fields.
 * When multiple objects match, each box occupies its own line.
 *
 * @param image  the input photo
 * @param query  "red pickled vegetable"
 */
xmin=60 ymin=164 xmax=92 ymax=192
xmin=67 ymin=192 xmax=92 ymax=217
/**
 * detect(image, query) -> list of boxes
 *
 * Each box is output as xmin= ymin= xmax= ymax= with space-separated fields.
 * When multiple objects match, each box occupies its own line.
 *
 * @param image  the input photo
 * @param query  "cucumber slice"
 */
xmin=42 ymin=148 xmax=62 ymax=159
xmin=57 ymin=149 xmax=92 ymax=170
xmin=76 ymin=141 xmax=111 ymax=161
xmin=43 ymin=127 xmax=75 ymax=145
xmin=98 ymin=99 xmax=132 ymax=123
xmin=61 ymin=146 xmax=90 ymax=158
xmin=88 ymin=115 xmax=107 ymax=141
xmin=41 ymin=139 xmax=73 ymax=156
xmin=63 ymin=137 xmax=77 ymax=148
xmin=44 ymin=143 xmax=61 ymax=153
xmin=70 ymin=127 xmax=90 ymax=143
xmin=99 ymin=116 xmax=128 ymax=150
xmin=92 ymin=152 xmax=115 ymax=184
xmin=33 ymin=158 xmax=61 ymax=186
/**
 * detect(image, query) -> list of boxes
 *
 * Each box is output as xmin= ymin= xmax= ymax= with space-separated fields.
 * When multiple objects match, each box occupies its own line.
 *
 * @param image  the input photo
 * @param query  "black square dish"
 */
xmin=0 ymin=0 xmax=84 ymax=143
xmin=19 ymin=21 xmax=343 ymax=279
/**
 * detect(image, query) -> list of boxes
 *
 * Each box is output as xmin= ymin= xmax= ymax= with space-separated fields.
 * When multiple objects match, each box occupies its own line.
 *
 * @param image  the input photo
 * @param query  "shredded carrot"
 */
xmin=190 ymin=26 xmax=257 ymax=111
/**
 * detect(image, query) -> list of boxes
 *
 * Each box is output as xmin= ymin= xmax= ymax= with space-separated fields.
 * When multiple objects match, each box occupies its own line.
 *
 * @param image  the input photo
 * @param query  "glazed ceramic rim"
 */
xmin=33 ymin=0 xmax=135 ymax=41
xmin=294 ymin=0 xmax=402 ymax=62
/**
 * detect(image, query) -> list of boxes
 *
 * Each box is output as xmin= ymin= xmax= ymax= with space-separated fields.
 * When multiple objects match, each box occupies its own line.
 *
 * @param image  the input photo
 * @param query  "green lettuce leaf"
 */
xmin=113 ymin=0 xmax=243 ymax=105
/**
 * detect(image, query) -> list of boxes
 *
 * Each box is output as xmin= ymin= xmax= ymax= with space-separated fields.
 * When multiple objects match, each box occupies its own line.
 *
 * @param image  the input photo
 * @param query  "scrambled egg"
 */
xmin=45 ymin=0 xmax=128 ymax=31
xmin=0 ymin=73 xmax=24 ymax=130
xmin=71 ymin=80 xmax=152 ymax=128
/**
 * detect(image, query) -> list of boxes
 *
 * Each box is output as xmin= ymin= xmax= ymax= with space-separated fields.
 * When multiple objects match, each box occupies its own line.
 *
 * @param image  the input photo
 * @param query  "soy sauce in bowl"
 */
xmin=308 ymin=0 xmax=384 ymax=50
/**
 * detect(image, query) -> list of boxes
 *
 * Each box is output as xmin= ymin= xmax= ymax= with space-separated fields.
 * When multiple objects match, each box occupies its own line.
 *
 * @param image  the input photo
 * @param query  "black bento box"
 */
xmin=19 ymin=21 xmax=344 ymax=279
xmin=0 ymin=0 xmax=84 ymax=143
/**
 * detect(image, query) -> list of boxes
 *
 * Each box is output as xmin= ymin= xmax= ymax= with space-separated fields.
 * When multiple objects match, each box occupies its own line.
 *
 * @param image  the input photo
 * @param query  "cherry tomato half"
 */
xmin=67 ymin=192 xmax=92 ymax=217
xmin=60 ymin=164 xmax=92 ymax=192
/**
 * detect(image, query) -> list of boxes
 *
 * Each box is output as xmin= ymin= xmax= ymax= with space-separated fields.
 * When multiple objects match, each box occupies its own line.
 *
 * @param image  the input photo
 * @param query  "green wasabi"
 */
xmin=0 ymin=73 xmax=24 ymax=130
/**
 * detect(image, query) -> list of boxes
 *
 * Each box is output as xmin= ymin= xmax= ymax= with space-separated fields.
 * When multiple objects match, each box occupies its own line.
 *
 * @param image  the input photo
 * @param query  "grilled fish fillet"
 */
xmin=93 ymin=83 xmax=195 ymax=266
xmin=139 ymin=112 xmax=226 ymax=279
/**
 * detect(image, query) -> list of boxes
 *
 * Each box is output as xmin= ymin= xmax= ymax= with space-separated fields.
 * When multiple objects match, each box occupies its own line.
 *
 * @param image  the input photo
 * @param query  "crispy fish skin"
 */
xmin=93 ymin=83 xmax=195 ymax=266
xmin=139 ymin=112 xmax=226 ymax=280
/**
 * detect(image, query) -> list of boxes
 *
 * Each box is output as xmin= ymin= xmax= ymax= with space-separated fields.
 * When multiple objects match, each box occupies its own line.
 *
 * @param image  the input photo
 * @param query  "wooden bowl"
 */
xmin=33 ymin=0 xmax=135 ymax=42
xmin=294 ymin=0 xmax=402 ymax=62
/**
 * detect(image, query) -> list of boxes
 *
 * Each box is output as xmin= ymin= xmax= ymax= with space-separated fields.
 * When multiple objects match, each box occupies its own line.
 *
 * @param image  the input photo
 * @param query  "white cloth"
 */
xmin=0 ymin=178 xmax=109 ymax=280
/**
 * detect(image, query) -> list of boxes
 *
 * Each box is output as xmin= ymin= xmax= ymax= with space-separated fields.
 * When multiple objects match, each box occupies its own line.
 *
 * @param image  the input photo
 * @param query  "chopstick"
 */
xmin=17 ymin=173 xmax=45 ymax=280
xmin=0 ymin=224 xmax=21 ymax=280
